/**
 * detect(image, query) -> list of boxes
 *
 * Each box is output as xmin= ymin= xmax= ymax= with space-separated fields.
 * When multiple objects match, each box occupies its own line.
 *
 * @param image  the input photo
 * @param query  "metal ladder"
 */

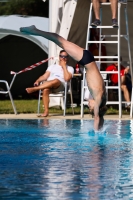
xmin=82 ymin=1 xmax=132 ymax=118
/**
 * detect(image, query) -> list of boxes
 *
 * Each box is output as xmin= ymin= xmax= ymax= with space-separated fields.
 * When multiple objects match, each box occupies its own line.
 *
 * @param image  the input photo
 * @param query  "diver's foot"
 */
xmin=20 ymin=25 xmax=37 ymax=35
xmin=26 ymin=87 xmax=38 ymax=93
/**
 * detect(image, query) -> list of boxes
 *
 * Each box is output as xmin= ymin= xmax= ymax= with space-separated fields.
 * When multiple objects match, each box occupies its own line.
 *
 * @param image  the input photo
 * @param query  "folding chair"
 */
xmin=37 ymin=56 xmax=75 ymax=116
xmin=0 ymin=74 xmax=17 ymax=114
xmin=37 ymin=79 xmax=74 ymax=116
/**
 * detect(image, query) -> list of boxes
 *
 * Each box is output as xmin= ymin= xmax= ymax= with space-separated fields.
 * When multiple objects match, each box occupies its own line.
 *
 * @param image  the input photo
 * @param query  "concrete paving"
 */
xmin=0 ymin=113 xmax=132 ymax=120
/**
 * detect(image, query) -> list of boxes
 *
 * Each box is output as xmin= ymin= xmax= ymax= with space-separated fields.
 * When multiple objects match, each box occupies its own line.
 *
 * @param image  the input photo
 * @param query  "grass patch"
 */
xmin=0 ymin=99 xmax=130 ymax=115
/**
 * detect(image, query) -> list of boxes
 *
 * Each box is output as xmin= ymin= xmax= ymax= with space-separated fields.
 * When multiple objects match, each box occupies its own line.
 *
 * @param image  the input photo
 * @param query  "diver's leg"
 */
xmin=20 ymin=25 xmax=83 ymax=62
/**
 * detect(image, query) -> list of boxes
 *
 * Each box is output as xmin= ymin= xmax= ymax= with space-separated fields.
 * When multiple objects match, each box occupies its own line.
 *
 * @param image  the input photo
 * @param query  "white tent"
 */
xmin=0 ymin=15 xmax=50 ymax=96
xmin=0 ymin=15 xmax=49 ymax=53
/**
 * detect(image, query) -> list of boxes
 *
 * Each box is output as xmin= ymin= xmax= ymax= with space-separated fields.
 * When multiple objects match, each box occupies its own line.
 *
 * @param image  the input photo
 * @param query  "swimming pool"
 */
xmin=0 ymin=119 xmax=133 ymax=199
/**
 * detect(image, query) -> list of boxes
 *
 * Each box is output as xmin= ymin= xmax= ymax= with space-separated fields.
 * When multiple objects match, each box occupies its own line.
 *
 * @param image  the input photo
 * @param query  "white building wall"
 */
xmin=48 ymin=0 xmax=77 ymax=65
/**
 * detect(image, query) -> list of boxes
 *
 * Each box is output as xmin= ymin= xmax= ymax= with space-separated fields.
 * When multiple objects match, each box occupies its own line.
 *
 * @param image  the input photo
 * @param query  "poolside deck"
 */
xmin=0 ymin=113 xmax=132 ymax=120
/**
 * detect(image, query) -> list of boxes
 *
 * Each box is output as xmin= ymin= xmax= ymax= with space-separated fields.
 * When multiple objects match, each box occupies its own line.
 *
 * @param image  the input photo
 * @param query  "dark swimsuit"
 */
xmin=78 ymin=49 xmax=95 ymax=66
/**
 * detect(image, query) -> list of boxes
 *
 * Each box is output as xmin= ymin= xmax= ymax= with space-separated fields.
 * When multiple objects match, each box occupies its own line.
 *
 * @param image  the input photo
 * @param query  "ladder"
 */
xmin=82 ymin=1 xmax=133 ymax=118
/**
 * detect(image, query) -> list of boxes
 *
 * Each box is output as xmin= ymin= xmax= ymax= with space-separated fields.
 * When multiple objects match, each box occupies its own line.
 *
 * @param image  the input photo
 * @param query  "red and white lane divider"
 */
xmin=10 ymin=57 xmax=53 ymax=75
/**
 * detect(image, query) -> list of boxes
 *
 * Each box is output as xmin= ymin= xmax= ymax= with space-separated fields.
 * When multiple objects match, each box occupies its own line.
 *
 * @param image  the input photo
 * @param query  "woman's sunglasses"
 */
xmin=59 ymin=55 xmax=68 ymax=58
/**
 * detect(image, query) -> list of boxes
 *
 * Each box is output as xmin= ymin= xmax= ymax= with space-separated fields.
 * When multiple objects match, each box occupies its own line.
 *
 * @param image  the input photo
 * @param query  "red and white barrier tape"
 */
xmin=10 ymin=57 xmax=53 ymax=75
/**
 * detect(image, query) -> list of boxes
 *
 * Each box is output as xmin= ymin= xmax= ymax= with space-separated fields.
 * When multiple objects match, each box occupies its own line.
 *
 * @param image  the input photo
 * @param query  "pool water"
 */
xmin=0 ymin=119 xmax=133 ymax=200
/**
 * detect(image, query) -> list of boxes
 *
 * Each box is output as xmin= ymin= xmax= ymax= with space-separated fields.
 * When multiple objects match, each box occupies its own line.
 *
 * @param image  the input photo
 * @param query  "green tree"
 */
xmin=0 ymin=0 xmax=49 ymax=17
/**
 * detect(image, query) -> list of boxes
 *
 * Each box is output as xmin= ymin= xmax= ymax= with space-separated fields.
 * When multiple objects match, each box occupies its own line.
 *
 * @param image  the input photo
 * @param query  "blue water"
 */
xmin=0 ymin=119 xmax=133 ymax=200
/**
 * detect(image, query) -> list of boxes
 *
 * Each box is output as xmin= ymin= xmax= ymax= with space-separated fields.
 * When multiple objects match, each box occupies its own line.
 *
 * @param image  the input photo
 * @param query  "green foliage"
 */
xmin=0 ymin=0 xmax=49 ymax=17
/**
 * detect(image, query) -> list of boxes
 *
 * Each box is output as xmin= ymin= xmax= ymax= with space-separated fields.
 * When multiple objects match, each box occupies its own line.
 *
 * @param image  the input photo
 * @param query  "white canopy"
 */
xmin=0 ymin=15 xmax=49 ymax=53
